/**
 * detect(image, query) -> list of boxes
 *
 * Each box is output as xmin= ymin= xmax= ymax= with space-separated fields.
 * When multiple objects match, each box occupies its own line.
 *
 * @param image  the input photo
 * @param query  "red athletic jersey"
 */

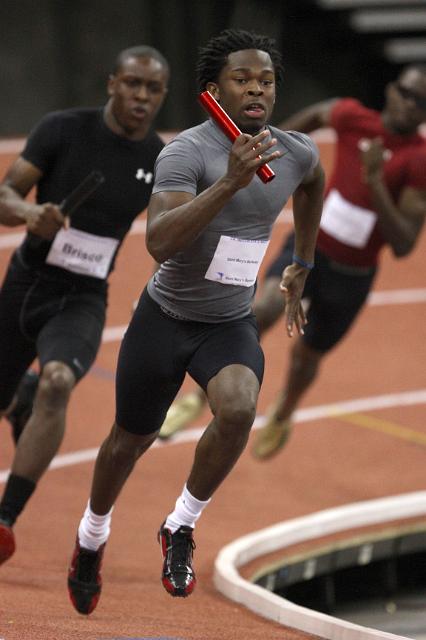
xmin=317 ymin=98 xmax=426 ymax=266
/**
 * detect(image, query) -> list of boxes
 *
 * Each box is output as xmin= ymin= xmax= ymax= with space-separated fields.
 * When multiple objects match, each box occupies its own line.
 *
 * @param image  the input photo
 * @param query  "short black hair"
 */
xmin=196 ymin=28 xmax=284 ymax=92
xmin=113 ymin=45 xmax=170 ymax=78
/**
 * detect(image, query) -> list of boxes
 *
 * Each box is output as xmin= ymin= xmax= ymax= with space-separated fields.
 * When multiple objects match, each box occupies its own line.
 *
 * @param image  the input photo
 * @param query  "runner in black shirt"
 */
xmin=0 ymin=44 xmax=169 ymax=566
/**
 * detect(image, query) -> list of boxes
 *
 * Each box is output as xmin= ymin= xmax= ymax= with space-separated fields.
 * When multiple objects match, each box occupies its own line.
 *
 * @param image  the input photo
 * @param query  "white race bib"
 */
xmin=46 ymin=227 xmax=119 ymax=279
xmin=205 ymin=235 xmax=269 ymax=287
xmin=320 ymin=189 xmax=377 ymax=249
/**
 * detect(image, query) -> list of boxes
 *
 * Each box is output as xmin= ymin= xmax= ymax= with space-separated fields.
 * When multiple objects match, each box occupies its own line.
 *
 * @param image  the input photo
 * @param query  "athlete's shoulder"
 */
xmin=332 ymin=97 xmax=367 ymax=115
xmin=331 ymin=98 xmax=378 ymax=130
xmin=271 ymin=126 xmax=318 ymax=156
xmin=272 ymin=126 xmax=314 ymax=143
xmin=141 ymin=128 xmax=165 ymax=154
xmin=38 ymin=107 xmax=100 ymax=127
xmin=156 ymin=122 xmax=209 ymax=162
xmin=270 ymin=127 xmax=319 ymax=176
xmin=168 ymin=121 xmax=212 ymax=146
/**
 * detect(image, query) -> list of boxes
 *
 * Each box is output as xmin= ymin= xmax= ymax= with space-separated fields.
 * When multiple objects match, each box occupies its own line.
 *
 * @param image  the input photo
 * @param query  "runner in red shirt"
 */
xmin=252 ymin=64 xmax=426 ymax=458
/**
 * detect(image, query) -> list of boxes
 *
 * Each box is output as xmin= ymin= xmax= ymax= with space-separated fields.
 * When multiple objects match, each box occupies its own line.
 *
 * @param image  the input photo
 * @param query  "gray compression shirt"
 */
xmin=147 ymin=119 xmax=319 ymax=322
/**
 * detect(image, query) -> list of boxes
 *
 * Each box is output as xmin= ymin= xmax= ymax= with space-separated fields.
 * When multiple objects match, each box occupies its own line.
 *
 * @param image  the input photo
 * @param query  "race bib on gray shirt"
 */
xmin=147 ymin=119 xmax=319 ymax=322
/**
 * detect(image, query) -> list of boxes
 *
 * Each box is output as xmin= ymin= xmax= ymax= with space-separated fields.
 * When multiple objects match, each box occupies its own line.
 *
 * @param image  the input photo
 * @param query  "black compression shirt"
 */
xmin=19 ymin=107 xmax=164 ymax=282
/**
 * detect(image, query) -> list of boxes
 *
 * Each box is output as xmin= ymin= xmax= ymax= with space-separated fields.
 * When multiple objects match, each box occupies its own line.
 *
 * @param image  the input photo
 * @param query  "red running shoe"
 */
xmin=67 ymin=538 xmax=105 ymax=614
xmin=158 ymin=522 xmax=196 ymax=597
xmin=0 ymin=520 xmax=15 ymax=565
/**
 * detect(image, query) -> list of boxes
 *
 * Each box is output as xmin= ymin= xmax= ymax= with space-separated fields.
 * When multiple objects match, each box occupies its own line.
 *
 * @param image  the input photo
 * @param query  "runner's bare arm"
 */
xmin=0 ymin=156 xmax=64 ymax=237
xmin=361 ymin=139 xmax=426 ymax=256
xmin=146 ymin=131 xmax=281 ymax=263
xmin=280 ymin=161 xmax=325 ymax=337
xmin=0 ymin=157 xmax=42 ymax=226
xmin=277 ymin=99 xmax=339 ymax=133
xmin=369 ymin=182 xmax=426 ymax=257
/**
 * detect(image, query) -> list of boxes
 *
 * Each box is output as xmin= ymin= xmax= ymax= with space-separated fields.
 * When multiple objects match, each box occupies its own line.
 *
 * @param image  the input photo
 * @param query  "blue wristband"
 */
xmin=292 ymin=254 xmax=314 ymax=270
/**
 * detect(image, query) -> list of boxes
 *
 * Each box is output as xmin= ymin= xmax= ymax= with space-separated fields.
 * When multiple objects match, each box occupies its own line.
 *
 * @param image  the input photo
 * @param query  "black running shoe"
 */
xmin=158 ymin=522 xmax=196 ymax=597
xmin=6 ymin=370 xmax=39 ymax=444
xmin=67 ymin=538 xmax=106 ymax=615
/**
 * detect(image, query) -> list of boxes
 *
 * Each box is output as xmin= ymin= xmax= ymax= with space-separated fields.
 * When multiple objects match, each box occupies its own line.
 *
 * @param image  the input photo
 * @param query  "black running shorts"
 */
xmin=115 ymin=288 xmax=264 ymax=435
xmin=0 ymin=250 xmax=106 ymax=410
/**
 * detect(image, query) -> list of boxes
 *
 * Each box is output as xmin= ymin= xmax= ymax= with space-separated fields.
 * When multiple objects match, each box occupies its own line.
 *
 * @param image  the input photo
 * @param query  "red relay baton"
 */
xmin=198 ymin=90 xmax=275 ymax=184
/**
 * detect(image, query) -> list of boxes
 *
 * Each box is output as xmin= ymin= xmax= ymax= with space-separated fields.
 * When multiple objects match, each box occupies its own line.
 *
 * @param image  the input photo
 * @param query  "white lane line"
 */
xmin=1 ymin=389 xmax=425 ymax=484
xmin=101 ymin=286 xmax=426 ymax=346
xmin=0 ymin=138 xmax=25 ymax=153
xmin=368 ymin=288 xmax=426 ymax=305
xmin=1 ymin=218 xmax=425 ymax=309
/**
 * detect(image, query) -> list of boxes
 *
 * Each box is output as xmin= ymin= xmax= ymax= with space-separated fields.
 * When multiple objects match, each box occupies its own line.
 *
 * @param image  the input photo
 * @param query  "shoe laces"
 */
xmin=76 ymin=547 xmax=101 ymax=582
xmin=168 ymin=527 xmax=195 ymax=568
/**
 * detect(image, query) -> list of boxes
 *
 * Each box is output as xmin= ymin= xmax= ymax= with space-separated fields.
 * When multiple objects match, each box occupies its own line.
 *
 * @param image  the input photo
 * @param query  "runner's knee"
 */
xmin=215 ymin=390 xmax=257 ymax=432
xmin=108 ymin=423 xmax=156 ymax=463
xmin=208 ymin=366 xmax=259 ymax=432
xmin=38 ymin=361 xmax=76 ymax=405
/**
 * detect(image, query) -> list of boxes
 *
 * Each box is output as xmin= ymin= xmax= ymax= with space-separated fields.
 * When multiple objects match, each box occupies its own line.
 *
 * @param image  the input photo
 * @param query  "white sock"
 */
xmin=78 ymin=500 xmax=114 ymax=551
xmin=165 ymin=484 xmax=211 ymax=533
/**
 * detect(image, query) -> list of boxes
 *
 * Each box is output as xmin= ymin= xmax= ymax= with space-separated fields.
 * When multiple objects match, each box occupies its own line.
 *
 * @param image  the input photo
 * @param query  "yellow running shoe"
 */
xmin=159 ymin=392 xmax=205 ymax=439
xmin=252 ymin=407 xmax=293 ymax=460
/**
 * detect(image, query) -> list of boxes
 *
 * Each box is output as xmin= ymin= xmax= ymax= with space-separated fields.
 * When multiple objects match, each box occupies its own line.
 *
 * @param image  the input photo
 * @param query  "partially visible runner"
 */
xmin=67 ymin=28 xmax=324 ymax=615
xmin=159 ymin=64 xmax=426 ymax=453
xmin=0 ymin=45 xmax=169 ymax=565
xmin=253 ymin=64 xmax=426 ymax=458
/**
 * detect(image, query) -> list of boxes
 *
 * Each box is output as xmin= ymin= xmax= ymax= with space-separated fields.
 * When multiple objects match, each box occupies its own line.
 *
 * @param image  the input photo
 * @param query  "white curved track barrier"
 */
xmin=214 ymin=491 xmax=426 ymax=640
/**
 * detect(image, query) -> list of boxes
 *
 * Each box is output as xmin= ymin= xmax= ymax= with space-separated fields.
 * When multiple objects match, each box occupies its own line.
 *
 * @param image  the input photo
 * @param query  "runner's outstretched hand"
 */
xmin=280 ymin=263 xmax=309 ymax=337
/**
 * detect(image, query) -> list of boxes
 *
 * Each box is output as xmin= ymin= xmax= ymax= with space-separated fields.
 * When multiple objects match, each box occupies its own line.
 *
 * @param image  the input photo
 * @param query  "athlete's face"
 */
xmin=383 ymin=68 xmax=426 ymax=135
xmin=207 ymin=49 xmax=276 ymax=134
xmin=107 ymin=55 xmax=168 ymax=137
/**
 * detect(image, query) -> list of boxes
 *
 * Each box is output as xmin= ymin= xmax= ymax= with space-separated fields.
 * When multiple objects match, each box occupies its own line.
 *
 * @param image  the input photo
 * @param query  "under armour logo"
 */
xmin=135 ymin=168 xmax=153 ymax=183
xmin=72 ymin=357 xmax=84 ymax=373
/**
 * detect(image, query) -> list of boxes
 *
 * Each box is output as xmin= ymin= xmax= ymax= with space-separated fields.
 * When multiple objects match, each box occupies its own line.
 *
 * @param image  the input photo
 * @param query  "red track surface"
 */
xmin=0 ymin=138 xmax=425 ymax=639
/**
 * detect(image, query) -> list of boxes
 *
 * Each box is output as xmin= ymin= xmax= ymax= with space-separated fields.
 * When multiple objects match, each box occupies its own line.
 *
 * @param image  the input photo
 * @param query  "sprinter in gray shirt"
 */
xmin=68 ymin=28 xmax=325 ymax=614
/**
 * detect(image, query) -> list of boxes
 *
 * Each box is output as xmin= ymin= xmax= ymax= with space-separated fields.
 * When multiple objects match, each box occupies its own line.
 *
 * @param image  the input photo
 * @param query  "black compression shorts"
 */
xmin=0 ymin=250 xmax=106 ymax=410
xmin=115 ymin=288 xmax=264 ymax=435
xmin=264 ymin=232 xmax=377 ymax=352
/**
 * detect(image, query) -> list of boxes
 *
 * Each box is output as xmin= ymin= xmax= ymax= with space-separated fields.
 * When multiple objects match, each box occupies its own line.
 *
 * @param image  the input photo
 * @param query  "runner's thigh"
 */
xmin=304 ymin=259 xmax=376 ymax=352
xmin=36 ymin=289 xmax=106 ymax=381
xmin=115 ymin=290 xmax=187 ymax=435
xmin=0 ymin=255 xmax=37 ymax=409
xmin=188 ymin=314 xmax=264 ymax=391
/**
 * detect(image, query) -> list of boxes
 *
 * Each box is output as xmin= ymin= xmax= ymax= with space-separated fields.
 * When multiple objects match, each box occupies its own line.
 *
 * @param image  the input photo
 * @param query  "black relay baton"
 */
xmin=59 ymin=170 xmax=105 ymax=216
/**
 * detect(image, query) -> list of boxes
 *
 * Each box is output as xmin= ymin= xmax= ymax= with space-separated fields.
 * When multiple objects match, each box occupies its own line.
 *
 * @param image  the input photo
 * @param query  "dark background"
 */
xmin=0 ymin=0 xmax=420 ymax=136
